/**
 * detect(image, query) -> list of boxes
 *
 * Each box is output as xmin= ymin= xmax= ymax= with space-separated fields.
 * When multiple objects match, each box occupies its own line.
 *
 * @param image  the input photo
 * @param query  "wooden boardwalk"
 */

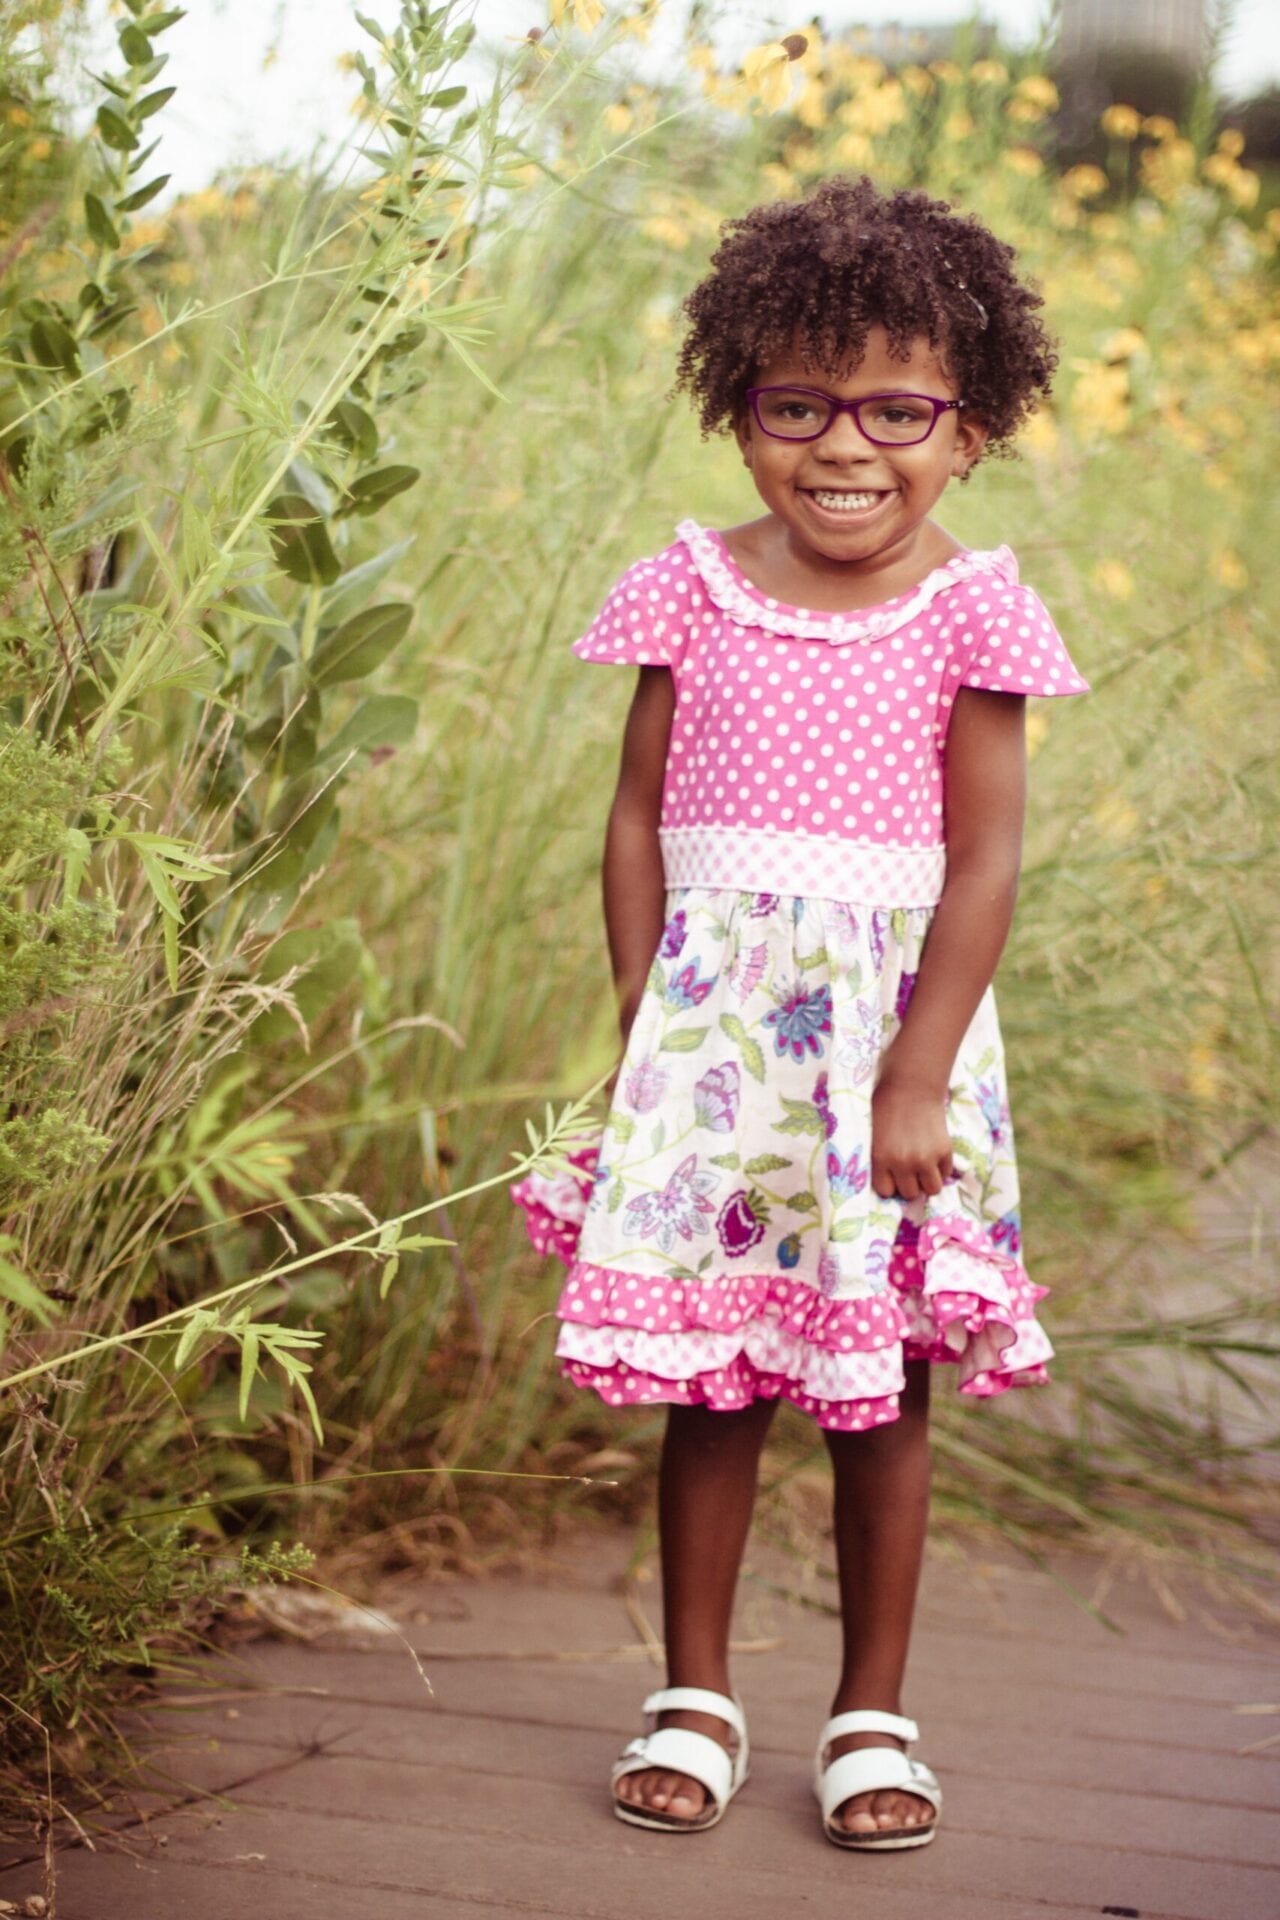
xmin=4 ymin=1528 xmax=1278 ymax=1920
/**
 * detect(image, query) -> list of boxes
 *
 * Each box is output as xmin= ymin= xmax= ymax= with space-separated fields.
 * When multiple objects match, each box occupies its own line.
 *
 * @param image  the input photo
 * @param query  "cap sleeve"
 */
xmin=571 ymin=547 xmax=690 ymax=669
xmin=960 ymin=583 xmax=1089 ymax=697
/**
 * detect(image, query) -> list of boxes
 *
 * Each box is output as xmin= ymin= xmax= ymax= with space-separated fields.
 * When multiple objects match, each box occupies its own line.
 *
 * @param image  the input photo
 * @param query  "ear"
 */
xmin=733 ymin=410 xmax=754 ymax=468
xmin=950 ymin=410 xmax=989 ymax=480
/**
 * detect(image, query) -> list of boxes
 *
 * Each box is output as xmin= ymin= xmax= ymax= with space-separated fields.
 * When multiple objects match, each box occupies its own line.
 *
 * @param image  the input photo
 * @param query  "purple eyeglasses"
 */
xmin=746 ymin=386 xmax=965 ymax=446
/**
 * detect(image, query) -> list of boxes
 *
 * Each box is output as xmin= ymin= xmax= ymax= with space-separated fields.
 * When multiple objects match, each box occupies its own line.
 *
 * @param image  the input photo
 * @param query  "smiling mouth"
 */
xmin=803 ymin=488 xmax=887 ymax=514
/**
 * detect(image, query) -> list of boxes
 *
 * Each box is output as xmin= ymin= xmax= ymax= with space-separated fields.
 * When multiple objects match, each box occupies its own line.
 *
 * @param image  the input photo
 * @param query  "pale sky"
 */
xmin=75 ymin=1 xmax=1280 ymax=199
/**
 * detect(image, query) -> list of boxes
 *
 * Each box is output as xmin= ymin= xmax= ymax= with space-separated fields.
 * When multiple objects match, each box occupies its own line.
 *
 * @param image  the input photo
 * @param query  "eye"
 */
xmin=870 ymin=398 xmax=931 ymax=427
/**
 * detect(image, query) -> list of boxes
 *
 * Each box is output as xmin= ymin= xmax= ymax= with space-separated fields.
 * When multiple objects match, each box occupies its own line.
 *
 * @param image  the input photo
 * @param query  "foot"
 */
xmin=826 ymin=1725 xmax=936 ymax=1838
xmin=613 ymin=1706 xmax=734 ymax=1824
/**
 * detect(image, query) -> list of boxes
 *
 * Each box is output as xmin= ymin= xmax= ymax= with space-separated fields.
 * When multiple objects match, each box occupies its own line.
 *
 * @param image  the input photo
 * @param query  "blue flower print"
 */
xmin=665 ymin=959 xmax=717 ymax=1010
xmin=977 ymin=1076 xmax=1010 ymax=1146
xmin=763 ymin=983 xmax=833 ymax=1063
xmin=659 ymin=910 xmax=688 ymax=960
xmin=991 ymin=1210 xmax=1021 ymax=1256
xmin=825 ymin=1143 xmax=869 ymax=1200
xmin=777 ymin=1232 xmax=802 ymax=1269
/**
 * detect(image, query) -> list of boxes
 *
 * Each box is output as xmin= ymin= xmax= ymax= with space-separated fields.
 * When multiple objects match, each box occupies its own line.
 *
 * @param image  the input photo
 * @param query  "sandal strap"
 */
xmin=817 ymin=1748 xmax=941 ymax=1825
xmin=642 ymin=1687 xmax=746 ymax=1742
xmin=819 ymin=1709 xmax=918 ymax=1750
xmin=613 ymin=1727 xmax=736 ymax=1811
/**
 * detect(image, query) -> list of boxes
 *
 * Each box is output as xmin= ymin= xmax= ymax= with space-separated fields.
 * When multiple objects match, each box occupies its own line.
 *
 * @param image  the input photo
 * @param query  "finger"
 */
xmin=920 ymin=1163 xmax=945 ymax=1197
xmin=872 ymin=1165 xmax=897 ymax=1200
xmin=895 ymin=1170 xmax=920 ymax=1203
xmin=941 ymin=1148 xmax=955 ymax=1182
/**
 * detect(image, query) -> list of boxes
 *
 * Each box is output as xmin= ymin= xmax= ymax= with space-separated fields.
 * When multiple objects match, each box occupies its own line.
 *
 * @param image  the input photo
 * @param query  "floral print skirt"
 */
xmin=527 ymin=888 xmax=1052 ymax=1433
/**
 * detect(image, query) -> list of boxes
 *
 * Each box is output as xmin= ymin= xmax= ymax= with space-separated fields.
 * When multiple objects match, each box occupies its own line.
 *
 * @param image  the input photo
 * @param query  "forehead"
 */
xmin=757 ymin=325 xmax=954 ymax=393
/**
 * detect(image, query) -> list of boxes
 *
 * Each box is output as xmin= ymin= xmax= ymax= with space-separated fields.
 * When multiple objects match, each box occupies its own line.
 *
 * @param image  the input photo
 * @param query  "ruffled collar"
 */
xmin=676 ymin=518 xmax=1018 ymax=645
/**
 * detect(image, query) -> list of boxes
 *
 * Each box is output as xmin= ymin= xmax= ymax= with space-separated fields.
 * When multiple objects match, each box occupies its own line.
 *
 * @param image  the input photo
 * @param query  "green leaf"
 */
xmin=162 ymin=907 xmax=179 ymax=990
xmin=84 ymin=192 xmax=120 ymax=248
xmin=774 ymin=1095 xmax=825 ymax=1138
xmin=63 ymin=826 xmax=92 ymax=901
xmin=267 ymin=491 xmax=341 ymax=586
xmin=378 ymin=1254 xmax=400 ymax=1299
xmin=328 ymin=399 xmax=379 ymax=462
xmin=119 ymin=22 xmax=153 ymax=62
xmin=253 ymin=917 xmax=366 ymax=1044
xmin=97 ymin=104 xmax=139 ymax=150
xmin=139 ymin=8 xmax=186 ymax=33
xmin=719 ymin=1012 xmax=765 ymax=1083
xmin=238 ymin=1326 xmax=260 ymax=1422
xmin=744 ymin=1153 xmax=791 ymax=1175
xmin=29 ymin=316 xmax=80 ymax=373
xmin=311 ymin=602 xmax=412 ymax=687
xmin=117 ymin=172 xmax=169 ymax=210
xmin=659 ymin=1027 xmax=710 ymax=1053
xmin=338 ymin=464 xmax=420 ymax=519
xmin=787 ymin=1190 xmax=820 ymax=1214
xmin=319 ymin=537 xmax=412 ymax=628
xmin=135 ymin=86 xmax=176 ymax=121
xmin=0 ymin=1240 xmax=59 ymax=1327
xmin=318 ymin=693 xmax=418 ymax=762
xmin=828 ymin=1217 xmax=862 ymax=1243
xmin=426 ymin=85 xmax=467 ymax=108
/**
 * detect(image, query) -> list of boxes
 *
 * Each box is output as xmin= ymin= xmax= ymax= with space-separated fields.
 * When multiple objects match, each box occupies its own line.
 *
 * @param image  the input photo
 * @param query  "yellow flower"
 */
xmin=1025 ymin=709 xmax=1049 ymax=759
xmin=1006 ymin=96 xmax=1048 ymax=124
xmin=971 ymin=59 xmax=1008 ymax=85
xmin=1216 ymin=127 xmax=1245 ymax=157
xmin=1061 ymin=163 xmax=1108 ymax=201
xmin=929 ymin=59 xmax=962 ymax=84
xmin=795 ymin=77 xmax=829 ymax=131
xmin=1070 ymin=360 xmax=1130 ymax=436
xmin=833 ymin=130 xmax=873 ymax=168
xmin=1015 ymin=73 xmax=1059 ymax=110
xmin=642 ymin=213 xmax=690 ymax=250
xmin=1101 ymin=326 xmax=1146 ymax=363
xmin=550 ymin=0 xmax=606 ymax=31
xmin=1100 ymin=103 xmax=1141 ymax=140
xmin=1019 ymin=407 xmax=1058 ymax=455
xmin=1003 ymin=146 xmax=1043 ymax=177
xmin=944 ymin=110 xmax=974 ymax=142
xmin=900 ymin=65 xmax=933 ymax=97
xmin=1092 ymin=794 xmax=1139 ymax=843
xmin=1141 ymin=114 xmax=1178 ymax=142
xmin=1140 ymin=136 xmax=1195 ymax=201
xmin=759 ymin=161 xmax=801 ymax=201
xmin=602 ymin=101 xmax=632 ymax=135
xmin=742 ymin=40 xmax=797 ymax=114
xmin=1212 ymin=548 xmax=1248 ymax=590
xmin=1227 ymin=167 xmax=1260 ymax=210
xmin=1187 ymin=1045 xmax=1222 ymax=1106
xmin=1093 ymin=558 xmax=1133 ymax=601
xmin=28 ymin=136 xmax=51 ymax=162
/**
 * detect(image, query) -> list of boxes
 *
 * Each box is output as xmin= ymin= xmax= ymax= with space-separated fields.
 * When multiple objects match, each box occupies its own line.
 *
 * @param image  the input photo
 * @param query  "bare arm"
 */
xmin=604 ymin=665 xmax=675 ymax=1043
xmin=871 ymin=687 xmax=1027 ymax=1202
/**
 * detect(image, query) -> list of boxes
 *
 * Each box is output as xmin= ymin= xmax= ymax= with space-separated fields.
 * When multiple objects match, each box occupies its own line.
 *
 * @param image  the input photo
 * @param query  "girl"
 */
xmin=515 ymin=176 xmax=1087 ymax=1850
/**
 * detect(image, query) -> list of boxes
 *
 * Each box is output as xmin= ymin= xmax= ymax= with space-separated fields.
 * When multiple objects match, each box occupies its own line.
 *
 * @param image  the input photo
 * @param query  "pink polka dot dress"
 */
xmin=515 ymin=520 xmax=1089 ymax=1432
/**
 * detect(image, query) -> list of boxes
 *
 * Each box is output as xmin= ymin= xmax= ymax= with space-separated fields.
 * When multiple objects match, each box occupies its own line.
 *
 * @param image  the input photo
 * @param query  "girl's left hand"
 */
xmin=870 ymin=1077 xmax=954 ymax=1202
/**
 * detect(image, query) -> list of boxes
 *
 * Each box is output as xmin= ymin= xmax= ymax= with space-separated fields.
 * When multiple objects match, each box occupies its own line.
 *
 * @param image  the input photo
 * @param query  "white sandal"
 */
xmin=611 ymin=1687 xmax=749 ymax=1833
xmin=815 ymin=1709 xmax=941 ymax=1851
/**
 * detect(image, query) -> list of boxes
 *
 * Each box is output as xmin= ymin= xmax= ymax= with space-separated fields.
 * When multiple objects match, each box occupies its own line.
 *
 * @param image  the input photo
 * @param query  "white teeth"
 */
xmin=811 ymin=490 xmax=880 ymax=512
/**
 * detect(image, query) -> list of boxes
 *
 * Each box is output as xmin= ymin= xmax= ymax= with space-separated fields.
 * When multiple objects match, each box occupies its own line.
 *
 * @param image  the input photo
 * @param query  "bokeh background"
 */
xmin=1 ymin=0 xmax=1276 ymax=1816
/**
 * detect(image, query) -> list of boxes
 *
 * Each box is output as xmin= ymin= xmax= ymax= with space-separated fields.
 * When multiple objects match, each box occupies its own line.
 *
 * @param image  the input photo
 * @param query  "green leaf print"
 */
xmin=660 ymin=1028 xmax=710 ymax=1053
xmin=787 ymin=1190 xmax=820 ymax=1214
xmin=799 ymin=948 xmax=829 ymax=971
xmin=828 ymin=1217 xmax=863 ymax=1243
xmin=611 ymin=1113 xmax=636 ymax=1145
xmin=651 ymin=1118 xmax=666 ymax=1152
xmin=744 ymin=1153 xmax=791 ymax=1175
xmin=710 ymin=1152 xmax=741 ymax=1169
xmin=774 ymin=1095 xmax=826 ymax=1138
xmin=973 ymin=1046 xmax=997 ymax=1075
xmin=890 ymin=909 xmax=909 ymax=944
xmin=719 ymin=1013 xmax=765 ymax=1083
xmin=646 ymin=957 xmax=664 ymax=996
xmin=608 ymin=1179 xmax=624 ymax=1213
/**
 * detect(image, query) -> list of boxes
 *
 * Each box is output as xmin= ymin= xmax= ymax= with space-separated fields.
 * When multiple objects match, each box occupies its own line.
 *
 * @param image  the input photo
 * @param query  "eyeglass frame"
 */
xmin=744 ymin=385 xmax=966 ymax=447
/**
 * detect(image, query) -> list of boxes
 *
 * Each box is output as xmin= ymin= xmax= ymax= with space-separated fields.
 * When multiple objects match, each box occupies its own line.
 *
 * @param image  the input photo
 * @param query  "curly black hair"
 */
xmin=676 ymin=176 xmax=1055 ymax=456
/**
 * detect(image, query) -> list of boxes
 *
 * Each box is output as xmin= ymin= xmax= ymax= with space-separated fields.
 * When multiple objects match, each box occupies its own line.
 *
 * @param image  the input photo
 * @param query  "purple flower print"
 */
xmin=623 ymin=1153 xmax=718 ymax=1255
xmin=869 ymin=909 xmax=889 ymax=973
xmin=727 ymin=941 xmax=767 ymax=1000
xmin=835 ymin=997 xmax=882 ymax=1086
xmin=894 ymin=970 xmax=918 ymax=1025
xmin=749 ymin=893 xmax=780 ymax=917
xmin=977 ymin=1077 xmax=1010 ymax=1146
xmin=818 ymin=1247 xmax=841 ymax=1298
xmin=694 ymin=1062 xmax=740 ymax=1133
xmin=717 ymin=1187 xmax=768 ymax=1258
xmin=829 ymin=902 xmax=860 ymax=948
xmin=624 ymin=1058 xmax=668 ymax=1114
xmin=659 ymin=910 xmax=688 ymax=959
xmin=864 ymin=1236 xmax=893 ymax=1291
xmin=826 ymin=1143 xmax=869 ymax=1200
xmin=763 ymin=983 xmax=833 ymax=1063
xmin=665 ymin=959 xmax=717 ymax=1010
xmin=991 ymin=1210 xmax=1022 ymax=1256
xmin=813 ymin=1073 xmax=838 ymax=1140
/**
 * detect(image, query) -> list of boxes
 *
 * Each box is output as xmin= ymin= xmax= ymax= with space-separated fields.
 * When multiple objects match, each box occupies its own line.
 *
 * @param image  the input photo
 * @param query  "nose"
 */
xmin=814 ymin=405 xmax=875 ymax=459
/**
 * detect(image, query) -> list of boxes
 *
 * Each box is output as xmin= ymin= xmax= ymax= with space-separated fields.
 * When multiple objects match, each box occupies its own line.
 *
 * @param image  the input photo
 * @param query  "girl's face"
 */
xmin=733 ymin=325 xmax=988 ymax=575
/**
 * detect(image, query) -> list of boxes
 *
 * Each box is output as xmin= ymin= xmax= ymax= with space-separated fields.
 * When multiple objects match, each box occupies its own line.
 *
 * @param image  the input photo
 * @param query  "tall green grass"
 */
xmin=1 ymin=0 xmax=1276 ymax=1829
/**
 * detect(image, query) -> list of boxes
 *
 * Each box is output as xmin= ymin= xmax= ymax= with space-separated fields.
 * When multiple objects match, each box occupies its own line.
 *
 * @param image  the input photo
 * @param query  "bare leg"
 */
xmin=614 ymin=1396 xmax=777 ymax=1822
xmin=822 ymin=1359 xmax=936 ymax=1836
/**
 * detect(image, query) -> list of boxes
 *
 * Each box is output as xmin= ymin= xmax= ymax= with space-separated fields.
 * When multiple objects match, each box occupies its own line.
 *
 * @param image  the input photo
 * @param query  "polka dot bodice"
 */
xmin=574 ymin=520 xmax=1087 ymax=903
